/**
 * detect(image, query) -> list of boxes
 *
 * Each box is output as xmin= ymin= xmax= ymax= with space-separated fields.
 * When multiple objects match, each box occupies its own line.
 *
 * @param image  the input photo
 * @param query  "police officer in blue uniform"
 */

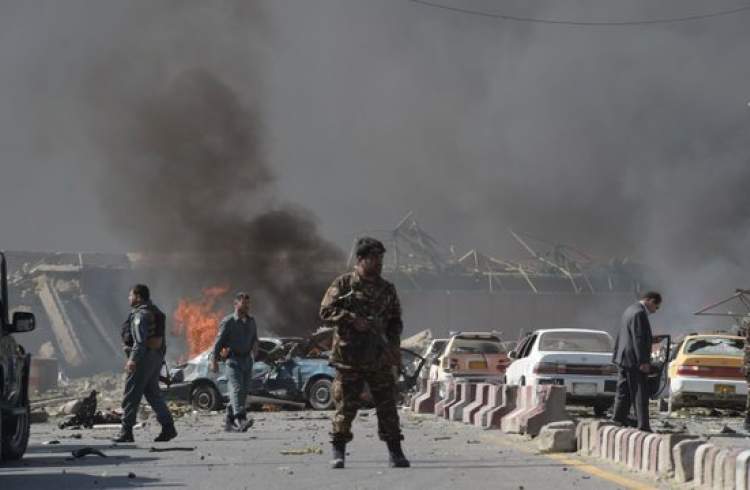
xmin=113 ymin=284 xmax=177 ymax=443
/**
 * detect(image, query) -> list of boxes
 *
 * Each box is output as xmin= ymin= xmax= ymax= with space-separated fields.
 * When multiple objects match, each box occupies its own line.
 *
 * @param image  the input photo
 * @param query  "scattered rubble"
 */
xmin=30 ymin=408 xmax=49 ymax=424
xmin=280 ymin=446 xmax=323 ymax=455
xmin=71 ymin=447 xmax=107 ymax=459
xmin=149 ymin=447 xmax=195 ymax=453
xmin=537 ymin=421 xmax=576 ymax=453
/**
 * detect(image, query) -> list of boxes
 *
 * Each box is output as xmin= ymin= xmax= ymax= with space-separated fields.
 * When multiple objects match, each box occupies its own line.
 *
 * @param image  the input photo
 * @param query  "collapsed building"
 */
xmin=4 ymin=214 xmax=650 ymax=378
xmin=354 ymin=213 xmax=649 ymax=342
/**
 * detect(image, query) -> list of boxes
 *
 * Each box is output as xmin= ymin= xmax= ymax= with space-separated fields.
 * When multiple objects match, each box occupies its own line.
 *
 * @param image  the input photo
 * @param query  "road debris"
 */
xmin=149 ymin=446 xmax=196 ymax=452
xmin=42 ymin=440 xmax=61 ymax=445
xmin=71 ymin=447 xmax=108 ymax=458
xmin=280 ymin=446 xmax=324 ymax=455
xmin=30 ymin=408 xmax=49 ymax=424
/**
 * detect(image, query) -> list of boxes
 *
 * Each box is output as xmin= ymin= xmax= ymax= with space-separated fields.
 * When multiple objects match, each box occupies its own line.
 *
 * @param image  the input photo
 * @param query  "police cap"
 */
xmin=355 ymin=237 xmax=386 ymax=258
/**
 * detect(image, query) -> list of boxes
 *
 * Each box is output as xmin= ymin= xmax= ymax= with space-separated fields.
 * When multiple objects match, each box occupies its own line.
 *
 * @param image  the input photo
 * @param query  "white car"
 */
xmin=504 ymin=328 xmax=618 ymax=416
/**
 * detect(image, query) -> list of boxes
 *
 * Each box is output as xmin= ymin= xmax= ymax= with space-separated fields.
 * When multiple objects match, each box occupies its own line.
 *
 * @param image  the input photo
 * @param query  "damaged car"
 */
xmin=662 ymin=333 xmax=746 ymax=412
xmin=164 ymin=336 xmax=337 ymax=411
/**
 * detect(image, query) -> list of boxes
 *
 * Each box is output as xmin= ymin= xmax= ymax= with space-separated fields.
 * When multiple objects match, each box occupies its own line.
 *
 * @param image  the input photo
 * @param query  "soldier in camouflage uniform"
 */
xmin=319 ymin=237 xmax=410 ymax=469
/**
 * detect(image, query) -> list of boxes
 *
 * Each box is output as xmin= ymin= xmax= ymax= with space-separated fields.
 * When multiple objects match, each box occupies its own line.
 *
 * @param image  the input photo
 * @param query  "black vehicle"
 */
xmin=0 ymin=252 xmax=36 ymax=462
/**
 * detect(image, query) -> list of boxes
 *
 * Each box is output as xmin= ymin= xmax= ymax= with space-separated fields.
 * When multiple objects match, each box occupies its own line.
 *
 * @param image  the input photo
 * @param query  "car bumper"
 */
xmin=529 ymin=375 xmax=617 ymax=405
xmin=670 ymin=376 xmax=747 ymax=406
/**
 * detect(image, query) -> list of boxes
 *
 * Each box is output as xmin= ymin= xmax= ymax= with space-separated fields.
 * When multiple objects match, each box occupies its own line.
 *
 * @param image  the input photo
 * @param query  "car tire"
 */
xmin=307 ymin=378 xmax=334 ymax=411
xmin=1 ymin=406 xmax=30 ymax=461
xmin=191 ymin=383 xmax=222 ymax=412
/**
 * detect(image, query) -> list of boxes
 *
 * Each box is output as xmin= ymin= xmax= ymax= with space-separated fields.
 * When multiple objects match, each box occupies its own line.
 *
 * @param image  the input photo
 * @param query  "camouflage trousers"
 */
xmin=330 ymin=368 xmax=403 ymax=444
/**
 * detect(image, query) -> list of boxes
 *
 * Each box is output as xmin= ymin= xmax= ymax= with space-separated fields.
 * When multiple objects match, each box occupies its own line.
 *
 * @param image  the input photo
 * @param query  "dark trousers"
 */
xmin=122 ymin=350 xmax=174 ymax=430
xmin=612 ymin=366 xmax=650 ymax=431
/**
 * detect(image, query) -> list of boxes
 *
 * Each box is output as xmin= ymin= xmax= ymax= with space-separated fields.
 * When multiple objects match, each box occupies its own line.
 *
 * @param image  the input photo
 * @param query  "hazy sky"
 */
xmin=2 ymin=0 xmax=750 ymax=325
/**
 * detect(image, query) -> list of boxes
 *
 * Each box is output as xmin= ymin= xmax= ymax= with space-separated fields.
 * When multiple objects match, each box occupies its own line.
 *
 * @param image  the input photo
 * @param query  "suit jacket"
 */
xmin=612 ymin=302 xmax=653 ymax=369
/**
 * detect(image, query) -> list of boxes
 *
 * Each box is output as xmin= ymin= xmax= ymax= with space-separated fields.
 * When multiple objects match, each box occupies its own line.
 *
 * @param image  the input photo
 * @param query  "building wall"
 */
xmin=400 ymin=290 xmax=636 ymax=341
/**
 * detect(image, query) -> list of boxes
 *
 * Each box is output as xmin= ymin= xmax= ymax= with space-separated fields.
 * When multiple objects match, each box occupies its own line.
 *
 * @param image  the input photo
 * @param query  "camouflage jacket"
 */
xmin=319 ymin=271 xmax=403 ymax=371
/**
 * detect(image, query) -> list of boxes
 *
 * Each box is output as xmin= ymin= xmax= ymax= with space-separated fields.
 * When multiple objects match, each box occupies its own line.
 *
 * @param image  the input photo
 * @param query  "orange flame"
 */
xmin=172 ymin=286 xmax=229 ymax=358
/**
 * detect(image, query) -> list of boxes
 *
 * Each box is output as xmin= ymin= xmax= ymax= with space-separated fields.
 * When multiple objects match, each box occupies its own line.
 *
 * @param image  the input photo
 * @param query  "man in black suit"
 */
xmin=610 ymin=291 xmax=662 ymax=432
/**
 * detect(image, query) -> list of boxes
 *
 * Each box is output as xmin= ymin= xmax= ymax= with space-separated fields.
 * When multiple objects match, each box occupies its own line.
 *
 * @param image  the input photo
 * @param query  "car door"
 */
xmin=515 ymin=334 xmax=538 ymax=385
xmin=506 ymin=336 xmax=531 ymax=384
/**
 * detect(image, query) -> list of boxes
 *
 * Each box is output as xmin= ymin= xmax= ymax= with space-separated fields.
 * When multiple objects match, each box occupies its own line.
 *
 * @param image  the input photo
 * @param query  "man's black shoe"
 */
xmin=330 ymin=442 xmax=346 ymax=469
xmin=112 ymin=428 xmax=134 ymax=443
xmin=238 ymin=417 xmax=254 ymax=432
xmin=154 ymin=424 xmax=178 ymax=442
xmin=387 ymin=440 xmax=410 ymax=468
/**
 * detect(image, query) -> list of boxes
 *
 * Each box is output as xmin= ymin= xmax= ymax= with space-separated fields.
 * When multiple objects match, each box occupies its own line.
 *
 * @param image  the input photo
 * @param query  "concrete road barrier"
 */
xmin=449 ymin=383 xmax=477 ymax=422
xmin=435 ymin=380 xmax=456 ymax=418
xmin=483 ymin=385 xmax=518 ymax=429
xmin=577 ymin=420 xmax=702 ymax=484
xmin=688 ymin=442 xmax=750 ymax=490
xmin=463 ymin=383 xmax=492 ymax=425
xmin=410 ymin=377 xmax=428 ymax=411
xmin=501 ymin=385 xmax=568 ymax=437
xmin=414 ymin=381 xmax=439 ymax=414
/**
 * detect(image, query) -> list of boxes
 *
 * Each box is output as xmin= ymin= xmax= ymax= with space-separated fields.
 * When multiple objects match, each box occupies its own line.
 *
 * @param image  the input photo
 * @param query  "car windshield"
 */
xmin=684 ymin=337 xmax=743 ymax=356
xmin=538 ymin=331 xmax=612 ymax=353
xmin=450 ymin=337 xmax=505 ymax=354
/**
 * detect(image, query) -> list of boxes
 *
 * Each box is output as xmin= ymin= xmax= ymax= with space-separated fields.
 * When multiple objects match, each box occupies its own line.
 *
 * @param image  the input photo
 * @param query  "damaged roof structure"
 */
xmin=350 ymin=212 xmax=648 ymax=294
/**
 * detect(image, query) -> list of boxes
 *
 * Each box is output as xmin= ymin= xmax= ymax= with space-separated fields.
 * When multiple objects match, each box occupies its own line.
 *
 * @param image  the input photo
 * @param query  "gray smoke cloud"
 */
xmin=2 ymin=0 xmax=750 ymax=336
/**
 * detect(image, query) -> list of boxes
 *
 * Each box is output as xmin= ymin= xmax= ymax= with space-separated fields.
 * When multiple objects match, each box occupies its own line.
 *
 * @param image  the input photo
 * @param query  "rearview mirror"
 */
xmin=509 ymin=351 xmax=518 ymax=360
xmin=10 ymin=311 xmax=35 ymax=333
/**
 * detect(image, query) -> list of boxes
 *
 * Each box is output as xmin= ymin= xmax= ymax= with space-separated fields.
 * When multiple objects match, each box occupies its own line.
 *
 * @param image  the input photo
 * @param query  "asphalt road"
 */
xmin=1 ymin=409 xmax=662 ymax=490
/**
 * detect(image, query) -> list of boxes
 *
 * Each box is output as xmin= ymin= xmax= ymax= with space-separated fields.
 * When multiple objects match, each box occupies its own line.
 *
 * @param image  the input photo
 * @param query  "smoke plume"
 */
xmin=3 ymin=0 xmax=750 ymax=336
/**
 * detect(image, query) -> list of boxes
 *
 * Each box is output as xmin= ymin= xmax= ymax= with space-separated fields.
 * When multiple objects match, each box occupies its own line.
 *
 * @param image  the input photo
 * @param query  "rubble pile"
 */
xmin=30 ymin=371 xmax=193 ymax=424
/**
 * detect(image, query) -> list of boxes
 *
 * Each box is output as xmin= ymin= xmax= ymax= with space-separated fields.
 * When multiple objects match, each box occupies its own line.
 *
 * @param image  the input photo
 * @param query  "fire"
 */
xmin=172 ymin=286 xmax=229 ymax=358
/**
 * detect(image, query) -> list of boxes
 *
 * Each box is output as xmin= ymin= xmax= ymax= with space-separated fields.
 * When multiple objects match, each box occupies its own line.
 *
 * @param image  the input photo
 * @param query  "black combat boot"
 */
xmin=387 ymin=440 xmax=410 ymax=468
xmin=154 ymin=423 xmax=178 ymax=442
xmin=330 ymin=442 xmax=346 ymax=469
xmin=112 ymin=427 xmax=134 ymax=443
xmin=744 ymin=413 xmax=750 ymax=432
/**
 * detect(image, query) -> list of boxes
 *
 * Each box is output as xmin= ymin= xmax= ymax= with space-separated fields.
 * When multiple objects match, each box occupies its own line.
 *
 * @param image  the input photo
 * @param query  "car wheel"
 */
xmin=2 ymin=406 xmax=30 ymax=460
xmin=191 ymin=383 xmax=222 ymax=412
xmin=307 ymin=378 xmax=334 ymax=410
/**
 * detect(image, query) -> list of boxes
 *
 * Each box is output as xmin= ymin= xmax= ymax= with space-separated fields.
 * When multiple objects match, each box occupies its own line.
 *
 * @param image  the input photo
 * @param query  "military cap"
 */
xmin=355 ymin=237 xmax=386 ymax=258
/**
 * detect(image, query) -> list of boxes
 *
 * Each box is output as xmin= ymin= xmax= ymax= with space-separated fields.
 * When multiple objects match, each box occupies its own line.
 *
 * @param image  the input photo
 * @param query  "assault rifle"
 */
xmin=334 ymin=288 xmax=401 ymax=368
